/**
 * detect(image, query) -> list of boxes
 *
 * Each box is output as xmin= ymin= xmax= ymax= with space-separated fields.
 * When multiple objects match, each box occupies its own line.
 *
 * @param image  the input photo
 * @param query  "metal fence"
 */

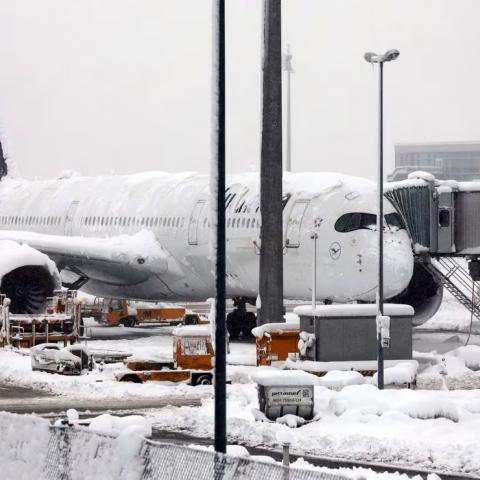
xmin=1 ymin=413 xmax=347 ymax=480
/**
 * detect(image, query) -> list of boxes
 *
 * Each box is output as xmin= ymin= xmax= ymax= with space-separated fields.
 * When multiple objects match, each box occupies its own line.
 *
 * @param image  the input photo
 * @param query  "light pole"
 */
xmin=310 ymin=233 xmax=318 ymax=309
xmin=282 ymin=44 xmax=293 ymax=172
xmin=364 ymin=49 xmax=399 ymax=390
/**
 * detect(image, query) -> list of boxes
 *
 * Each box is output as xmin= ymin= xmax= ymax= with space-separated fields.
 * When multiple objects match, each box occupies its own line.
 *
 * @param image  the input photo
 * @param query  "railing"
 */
xmin=0 ymin=412 xmax=346 ymax=480
xmin=426 ymin=257 xmax=480 ymax=321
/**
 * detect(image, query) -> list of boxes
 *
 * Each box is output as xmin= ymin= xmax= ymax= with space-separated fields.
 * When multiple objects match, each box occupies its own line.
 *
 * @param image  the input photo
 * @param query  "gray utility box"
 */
xmin=294 ymin=304 xmax=414 ymax=362
xmin=251 ymin=370 xmax=318 ymax=421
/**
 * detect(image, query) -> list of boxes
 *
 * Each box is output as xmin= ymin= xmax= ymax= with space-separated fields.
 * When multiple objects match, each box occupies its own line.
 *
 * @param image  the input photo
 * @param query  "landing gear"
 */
xmin=226 ymin=297 xmax=257 ymax=340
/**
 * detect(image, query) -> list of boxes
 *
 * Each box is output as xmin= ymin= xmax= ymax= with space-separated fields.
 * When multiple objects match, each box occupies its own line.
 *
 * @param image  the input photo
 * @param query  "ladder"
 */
xmin=424 ymin=257 xmax=480 ymax=321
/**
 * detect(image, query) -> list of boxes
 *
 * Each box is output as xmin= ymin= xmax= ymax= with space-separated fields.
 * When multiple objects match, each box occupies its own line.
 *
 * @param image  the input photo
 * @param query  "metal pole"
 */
xmin=377 ymin=61 xmax=384 ymax=390
xmin=213 ymin=0 xmax=227 ymax=453
xmin=259 ymin=0 xmax=283 ymax=326
xmin=284 ymin=45 xmax=292 ymax=172
xmin=311 ymin=233 xmax=318 ymax=309
xmin=282 ymin=443 xmax=290 ymax=467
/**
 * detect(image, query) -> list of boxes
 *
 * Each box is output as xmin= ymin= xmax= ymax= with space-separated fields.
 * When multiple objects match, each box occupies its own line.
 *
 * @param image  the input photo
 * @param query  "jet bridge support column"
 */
xmin=258 ymin=0 xmax=283 ymax=326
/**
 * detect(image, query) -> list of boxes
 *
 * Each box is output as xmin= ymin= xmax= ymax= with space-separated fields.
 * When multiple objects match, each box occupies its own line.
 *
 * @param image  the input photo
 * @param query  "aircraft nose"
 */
xmin=383 ymin=237 xmax=414 ymax=298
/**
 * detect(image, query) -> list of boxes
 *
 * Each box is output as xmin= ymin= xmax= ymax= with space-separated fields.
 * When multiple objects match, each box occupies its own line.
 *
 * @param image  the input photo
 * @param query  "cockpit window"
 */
xmin=385 ymin=212 xmax=406 ymax=231
xmin=334 ymin=213 xmax=377 ymax=233
xmin=334 ymin=212 xmax=406 ymax=233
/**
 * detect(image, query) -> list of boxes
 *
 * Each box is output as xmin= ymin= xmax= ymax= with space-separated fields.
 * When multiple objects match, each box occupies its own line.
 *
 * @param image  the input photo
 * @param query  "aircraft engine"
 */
xmin=388 ymin=259 xmax=443 ymax=326
xmin=0 ymin=240 xmax=61 ymax=313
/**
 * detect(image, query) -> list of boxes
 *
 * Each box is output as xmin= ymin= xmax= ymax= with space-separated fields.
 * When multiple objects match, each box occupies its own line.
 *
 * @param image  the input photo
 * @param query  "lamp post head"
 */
xmin=364 ymin=49 xmax=400 ymax=64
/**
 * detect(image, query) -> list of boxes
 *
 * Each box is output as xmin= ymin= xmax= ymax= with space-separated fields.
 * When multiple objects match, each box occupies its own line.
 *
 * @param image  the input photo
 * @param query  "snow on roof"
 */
xmin=407 ymin=171 xmax=436 ymax=182
xmin=251 ymin=368 xmax=319 ymax=386
xmin=294 ymin=303 xmax=414 ymax=318
xmin=172 ymin=325 xmax=212 ymax=337
xmin=385 ymin=178 xmax=429 ymax=192
xmin=457 ymin=181 xmax=480 ymax=192
xmin=251 ymin=322 xmax=299 ymax=338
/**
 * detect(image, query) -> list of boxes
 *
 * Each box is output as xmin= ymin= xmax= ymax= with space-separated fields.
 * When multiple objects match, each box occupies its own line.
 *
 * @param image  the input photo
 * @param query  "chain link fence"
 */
xmin=1 ymin=413 xmax=346 ymax=480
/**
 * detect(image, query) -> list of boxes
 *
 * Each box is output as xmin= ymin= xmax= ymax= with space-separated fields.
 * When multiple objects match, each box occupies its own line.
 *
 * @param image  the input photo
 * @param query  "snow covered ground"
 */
xmin=1 ymin=294 xmax=480 ymax=474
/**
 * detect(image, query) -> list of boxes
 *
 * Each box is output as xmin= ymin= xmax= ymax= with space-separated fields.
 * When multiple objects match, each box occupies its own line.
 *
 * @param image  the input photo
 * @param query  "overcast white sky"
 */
xmin=0 ymin=0 xmax=478 ymax=180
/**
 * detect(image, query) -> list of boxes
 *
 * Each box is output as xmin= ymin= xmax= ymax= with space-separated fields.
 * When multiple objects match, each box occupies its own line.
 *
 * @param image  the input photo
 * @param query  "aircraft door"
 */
xmin=64 ymin=201 xmax=80 ymax=236
xmin=188 ymin=200 xmax=206 ymax=245
xmin=286 ymin=200 xmax=310 ymax=247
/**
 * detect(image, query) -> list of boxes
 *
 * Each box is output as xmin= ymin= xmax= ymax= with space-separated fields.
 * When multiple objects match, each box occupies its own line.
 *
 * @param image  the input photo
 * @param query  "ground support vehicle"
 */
xmin=115 ymin=325 xmax=214 ymax=385
xmin=30 ymin=343 xmax=93 ymax=375
xmin=100 ymin=299 xmax=187 ymax=327
xmin=0 ymin=291 xmax=81 ymax=348
xmin=252 ymin=322 xmax=300 ymax=366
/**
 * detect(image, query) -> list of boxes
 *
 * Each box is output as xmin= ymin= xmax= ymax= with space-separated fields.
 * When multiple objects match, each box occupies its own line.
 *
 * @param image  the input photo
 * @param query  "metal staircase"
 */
xmin=424 ymin=257 xmax=480 ymax=321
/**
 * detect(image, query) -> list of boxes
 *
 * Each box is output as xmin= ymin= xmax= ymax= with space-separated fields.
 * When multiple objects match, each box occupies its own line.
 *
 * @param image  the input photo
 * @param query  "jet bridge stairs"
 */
xmin=386 ymin=174 xmax=480 ymax=322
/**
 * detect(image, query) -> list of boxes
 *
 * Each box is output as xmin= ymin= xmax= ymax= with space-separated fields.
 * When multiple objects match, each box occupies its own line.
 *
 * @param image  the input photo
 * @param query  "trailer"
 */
xmin=115 ymin=325 xmax=214 ymax=385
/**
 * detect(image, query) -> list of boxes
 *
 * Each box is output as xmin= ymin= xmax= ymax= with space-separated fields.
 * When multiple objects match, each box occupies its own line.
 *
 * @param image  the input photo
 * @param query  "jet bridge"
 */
xmin=386 ymin=172 xmax=480 ymax=321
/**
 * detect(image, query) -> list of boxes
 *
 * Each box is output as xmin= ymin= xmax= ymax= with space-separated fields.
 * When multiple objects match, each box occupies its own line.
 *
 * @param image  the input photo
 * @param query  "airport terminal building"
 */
xmin=388 ymin=142 xmax=480 ymax=181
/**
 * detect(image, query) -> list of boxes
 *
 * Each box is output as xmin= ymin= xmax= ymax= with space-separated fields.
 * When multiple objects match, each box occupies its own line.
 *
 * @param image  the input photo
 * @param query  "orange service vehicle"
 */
xmin=100 ymin=299 xmax=186 ymax=327
xmin=115 ymin=325 xmax=214 ymax=385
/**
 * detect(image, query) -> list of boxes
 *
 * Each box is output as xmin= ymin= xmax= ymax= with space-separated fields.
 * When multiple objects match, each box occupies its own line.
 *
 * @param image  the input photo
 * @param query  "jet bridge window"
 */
xmin=334 ymin=213 xmax=377 ymax=233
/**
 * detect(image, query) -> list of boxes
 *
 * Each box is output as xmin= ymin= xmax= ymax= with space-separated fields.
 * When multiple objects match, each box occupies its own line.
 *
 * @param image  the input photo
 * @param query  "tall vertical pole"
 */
xmin=377 ymin=62 xmax=384 ymax=390
xmin=212 ymin=0 xmax=226 ymax=453
xmin=259 ymin=0 xmax=283 ymax=326
xmin=284 ymin=45 xmax=292 ymax=172
xmin=311 ymin=233 xmax=318 ymax=309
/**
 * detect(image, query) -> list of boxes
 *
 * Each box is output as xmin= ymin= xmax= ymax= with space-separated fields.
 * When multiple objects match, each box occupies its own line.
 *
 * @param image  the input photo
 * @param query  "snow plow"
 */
xmin=115 ymin=325 xmax=214 ymax=385
xmin=30 ymin=343 xmax=93 ymax=375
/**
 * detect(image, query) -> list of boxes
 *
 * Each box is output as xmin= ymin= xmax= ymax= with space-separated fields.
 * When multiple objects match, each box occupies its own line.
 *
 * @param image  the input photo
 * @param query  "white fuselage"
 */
xmin=0 ymin=171 xmax=414 ymax=302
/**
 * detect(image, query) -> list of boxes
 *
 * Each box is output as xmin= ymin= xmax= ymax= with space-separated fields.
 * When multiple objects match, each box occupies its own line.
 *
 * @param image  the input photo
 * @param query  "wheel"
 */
xmin=194 ymin=374 xmax=212 ymax=386
xmin=120 ymin=374 xmax=142 ymax=383
xmin=226 ymin=312 xmax=240 ymax=340
xmin=123 ymin=316 xmax=136 ymax=328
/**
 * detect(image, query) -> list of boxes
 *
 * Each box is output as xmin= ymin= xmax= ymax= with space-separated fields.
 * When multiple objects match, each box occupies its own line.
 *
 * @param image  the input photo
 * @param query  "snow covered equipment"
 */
xmin=1 ymin=290 xmax=81 ymax=348
xmin=295 ymin=304 xmax=414 ymax=362
xmin=30 ymin=343 xmax=93 ymax=375
xmin=252 ymin=370 xmax=318 ymax=421
xmin=116 ymin=324 xmax=214 ymax=385
xmin=252 ymin=322 xmax=299 ymax=366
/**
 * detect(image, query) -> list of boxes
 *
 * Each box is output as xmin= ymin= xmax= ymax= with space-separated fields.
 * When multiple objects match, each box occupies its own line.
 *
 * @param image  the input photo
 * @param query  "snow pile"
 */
xmin=150 ymin=382 xmax=480 ymax=473
xmin=0 ymin=412 xmax=50 ymax=480
xmin=319 ymin=370 xmax=365 ymax=390
xmin=89 ymin=413 xmax=152 ymax=437
xmin=450 ymin=345 xmax=480 ymax=370
xmin=373 ymin=361 xmax=418 ymax=386
xmin=399 ymin=398 xmax=459 ymax=422
xmin=251 ymin=368 xmax=319 ymax=386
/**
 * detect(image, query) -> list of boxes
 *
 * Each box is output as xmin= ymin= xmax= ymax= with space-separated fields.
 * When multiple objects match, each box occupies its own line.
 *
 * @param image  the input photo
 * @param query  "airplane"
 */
xmin=0 ymin=166 xmax=443 ymax=337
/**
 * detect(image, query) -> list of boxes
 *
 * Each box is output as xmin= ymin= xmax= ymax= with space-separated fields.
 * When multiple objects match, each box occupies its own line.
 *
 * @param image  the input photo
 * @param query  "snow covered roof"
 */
xmin=294 ymin=304 xmax=414 ymax=318
xmin=251 ymin=368 xmax=319 ymax=387
xmin=251 ymin=322 xmax=299 ymax=338
xmin=172 ymin=325 xmax=212 ymax=337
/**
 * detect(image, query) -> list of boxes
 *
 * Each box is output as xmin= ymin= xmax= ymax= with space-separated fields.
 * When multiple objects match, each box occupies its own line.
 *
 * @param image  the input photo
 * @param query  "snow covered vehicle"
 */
xmin=115 ymin=325 xmax=214 ymax=385
xmin=30 ymin=343 xmax=93 ymax=375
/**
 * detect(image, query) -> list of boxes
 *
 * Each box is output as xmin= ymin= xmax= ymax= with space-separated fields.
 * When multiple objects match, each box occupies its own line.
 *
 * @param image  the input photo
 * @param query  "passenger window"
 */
xmin=334 ymin=213 xmax=377 ymax=233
